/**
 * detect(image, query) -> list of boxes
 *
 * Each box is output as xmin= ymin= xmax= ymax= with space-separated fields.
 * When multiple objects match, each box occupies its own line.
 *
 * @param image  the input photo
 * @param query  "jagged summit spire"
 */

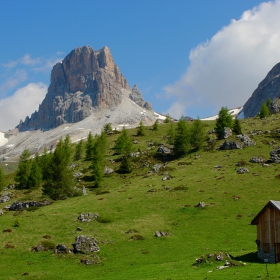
xmin=16 ymin=46 xmax=152 ymax=131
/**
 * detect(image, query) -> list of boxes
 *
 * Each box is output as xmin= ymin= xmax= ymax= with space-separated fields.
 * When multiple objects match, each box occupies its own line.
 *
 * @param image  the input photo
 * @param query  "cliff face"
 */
xmin=17 ymin=46 xmax=151 ymax=131
xmin=241 ymin=62 xmax=280 ymax=118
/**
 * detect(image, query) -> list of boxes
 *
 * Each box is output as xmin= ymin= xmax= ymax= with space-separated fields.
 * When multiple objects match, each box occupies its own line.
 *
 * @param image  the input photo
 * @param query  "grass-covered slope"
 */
xmin=1 ymin=115 xmax=280 ymax=279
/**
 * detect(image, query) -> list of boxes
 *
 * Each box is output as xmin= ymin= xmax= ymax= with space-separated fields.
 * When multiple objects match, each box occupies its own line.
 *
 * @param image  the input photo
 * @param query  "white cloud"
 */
xmin=164 ymin=0 xmax=280 ymax=118
xmin=0 ymin=83 xmax=47 ymax=132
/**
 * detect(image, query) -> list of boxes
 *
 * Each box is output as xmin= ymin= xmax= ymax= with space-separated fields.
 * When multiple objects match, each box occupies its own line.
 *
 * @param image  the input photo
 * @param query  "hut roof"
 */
xmin=251 ymin=200 xmax=280 ymax=225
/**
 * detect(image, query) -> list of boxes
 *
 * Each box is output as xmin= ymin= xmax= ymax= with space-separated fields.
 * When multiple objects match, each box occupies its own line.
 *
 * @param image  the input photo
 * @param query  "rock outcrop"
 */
xmin=241 ymin=62 xmax=280 ymax=118
xmin=17 ymin=46 xmax=152 ymax=131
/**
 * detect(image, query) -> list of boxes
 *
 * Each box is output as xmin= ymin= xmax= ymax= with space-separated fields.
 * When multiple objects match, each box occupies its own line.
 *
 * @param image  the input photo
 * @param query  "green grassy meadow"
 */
xmin=1 ymin=116 xmax=280 ymax=279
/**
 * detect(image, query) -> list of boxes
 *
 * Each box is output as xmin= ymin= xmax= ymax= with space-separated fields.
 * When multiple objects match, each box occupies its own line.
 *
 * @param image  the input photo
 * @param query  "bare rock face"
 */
xmin=241 ymin=62 xmax=280 ymax=118
xmin=16 ymin=46 xmax=151 ymax=131
xmin=130 ymin=85 xmax=152 ymax=110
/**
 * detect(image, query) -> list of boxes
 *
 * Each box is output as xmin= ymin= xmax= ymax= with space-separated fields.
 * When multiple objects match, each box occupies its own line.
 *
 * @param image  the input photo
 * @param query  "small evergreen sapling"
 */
xmin=215 ymin=107 xmax=233 ymax=139
xmin=137 ymin=121 xmax=145 ymax=136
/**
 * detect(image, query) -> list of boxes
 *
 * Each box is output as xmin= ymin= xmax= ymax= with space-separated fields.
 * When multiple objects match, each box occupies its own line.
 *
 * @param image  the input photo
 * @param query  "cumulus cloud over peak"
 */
xmin=0 ymin=83 xmax=47 ymax=132
xmin=164 ymin=0 xmax=280 ymax=119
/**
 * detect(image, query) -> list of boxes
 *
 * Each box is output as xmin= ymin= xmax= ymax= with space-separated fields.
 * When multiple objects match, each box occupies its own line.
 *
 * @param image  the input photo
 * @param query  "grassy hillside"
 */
xmin=1 ymin=115 xmax=280 ymax=279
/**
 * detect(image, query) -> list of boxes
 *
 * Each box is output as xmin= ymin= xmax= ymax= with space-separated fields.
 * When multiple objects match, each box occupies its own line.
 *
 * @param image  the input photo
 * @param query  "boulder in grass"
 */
xmin=237 ymin=167 xmax=249 ymax=174
xmin=74 ymin=235 xmax=100 ymax=254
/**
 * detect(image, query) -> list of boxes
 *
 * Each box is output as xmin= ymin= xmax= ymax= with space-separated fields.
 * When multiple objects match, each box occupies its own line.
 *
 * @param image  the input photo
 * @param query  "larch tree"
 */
xmin=215 ymin=107 xmax=233 ymax=139
xmin=173 ymin=118 xmax=191 ymax=156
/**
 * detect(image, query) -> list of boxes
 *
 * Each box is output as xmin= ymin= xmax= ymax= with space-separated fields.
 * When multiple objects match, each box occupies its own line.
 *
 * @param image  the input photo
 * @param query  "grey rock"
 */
xmin=0 ymin=209 xmax=3 ymax=216
xmin=241 ymin=62 xmax=280 ymax=118
xmin=249 ymin=156 xmax=266 ymax=163
xmin=236 ymin=134 xmax=256 ymax=146
xmin=153 ymin=164 xmax=163 ymax=172
xmin=237 ymin=167 xmax=249 ymax=174
xmin=220 ymin=140 xmax=243 ymax=150
xmin=55 ymin=244 xmax=68 ymax=253
xmin=0 ymin=192 xmax=13 ymax=203
xmin=78 ymin=212 xmax=93 ymax=222
xmin=104 ymin=166 xmax=114 ymax=174
xmin=74 ymin=235 xmax=100 ymax=253
xmin=16 ymin=46 xmax=151 ymax=131
xmin=157 ymin=145 xmax=171 ymax=155
xmin=129 ymin=85 xmax=152 ymax=110
xmin=196 ymin=202 xmax=205 ymax=208
xmin=155 ymin=231 xmax=169 ymax=237
xmin=270 ymin=147 xmax=280 ymax=163
xmin=9 ymin=200 xmax=52 ymax=211
xmin=221 ymin=127 xmax=232 ymax=139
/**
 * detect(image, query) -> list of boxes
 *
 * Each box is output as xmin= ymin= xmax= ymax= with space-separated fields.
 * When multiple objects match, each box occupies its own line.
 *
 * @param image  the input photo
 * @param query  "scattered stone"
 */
xmin=147 ymin=188 xmax=156 ymax=193
xmin=78 ymin=213 xmax=93 ymax=222
xmin=73 ymin=172 xmax=83 ymax=178
xmin=220 ymin=141 xmax=243 ymax=150
xmin=74 ymin=235 xmax=100 ymax=253
xmin=153 ymin=164 xmax=163 ymax=172
xmin=154 ymin=231 xmax=170 ymax=237
xmin=76 ymin=227 xmax=83 ymax=231
xmin=130 ymin=151 xmax=140 ymax=157
xmin=157 ymin=145 xmax=171 ymax=155
xmin=216 ymin=265 xmax=229 ymax=270
xmin=0 ymin=209 xmax=3 ymax=216
xmin=194 ymin=154 xmax=200 ymax=159
xmin=55 ymin=244 xmax=70 ymax=254
xmin=104 ymin=166 xmax=114 ymax=174
xmin=80 ymin=255 xmax=101 ymax=265
xmin=265 ymin=130 xmax=271 ymax=134
xmin=0 ymin=192 xmax=13 ymax=203
xmin=208 ymin=129 xmax=216 ymax=134
xmin=221 ymin=127 xmax=232 ymax=139
xmin=82 ymin=186 xmax=87 ymax=195
xmin=214 ymin=165 xmax=222 ymax=168
xmin=9 ymin=200 xmax=52 ymax=211
xmin=33 ymin=244 xmax=45 ymax=252
xmin=133 ymin=140 xmax=139 ymax=144
xmin=270 ymin=147 xmax=280 ymax=163
xmin=195 ymin=202 xmax=205 ymax=208
xmin=262 ymin=163 xmax=270 ymax=167
xmin=237 ymin=167 xmax=249 ymax=174
xmin=249 ymin=156 xmax=266 ymax=163
xmin=236 ymin=134 xmax=256 ymax=146
xmin=162 ymin=175 xmax=170 ymax=181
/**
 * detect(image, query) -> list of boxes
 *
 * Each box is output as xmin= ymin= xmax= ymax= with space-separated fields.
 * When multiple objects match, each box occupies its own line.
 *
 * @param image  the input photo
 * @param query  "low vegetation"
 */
xmin=1 ymin=110 xmax=280 ymax=279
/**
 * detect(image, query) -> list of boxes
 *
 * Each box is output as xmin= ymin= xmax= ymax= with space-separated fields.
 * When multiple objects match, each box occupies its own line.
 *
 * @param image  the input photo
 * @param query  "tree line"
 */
xmin=10 ymin=109 xmax=241 ymax=198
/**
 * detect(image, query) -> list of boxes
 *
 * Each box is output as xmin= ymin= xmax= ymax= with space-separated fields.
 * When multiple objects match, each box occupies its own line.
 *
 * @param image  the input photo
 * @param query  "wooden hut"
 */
xmin=251 ymin=200 xmax=280 ymax=263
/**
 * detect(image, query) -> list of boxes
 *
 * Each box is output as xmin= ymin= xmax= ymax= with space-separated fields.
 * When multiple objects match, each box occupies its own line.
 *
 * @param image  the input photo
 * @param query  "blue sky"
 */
xmin=1 ymin=0 xmax=280 ymax=131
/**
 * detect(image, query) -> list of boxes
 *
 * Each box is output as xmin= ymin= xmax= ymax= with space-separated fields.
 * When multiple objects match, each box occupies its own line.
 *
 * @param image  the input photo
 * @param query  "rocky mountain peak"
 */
xmin=241 ymin=62 xmax=280 ymax=118
xmin=17 ymin=46 xmax=152 ymax=131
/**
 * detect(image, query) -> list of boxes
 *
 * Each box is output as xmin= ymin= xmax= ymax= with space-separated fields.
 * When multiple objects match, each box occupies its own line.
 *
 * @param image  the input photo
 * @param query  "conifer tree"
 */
xmin=215 ymin=107 xmax=233 ymax=139
xmin=91 ymin=131 xmax=107 ymax=187
xmin=43 ymin=136 xmax=74 ymax=200
xmin=190 ymin=118 xmax=205 ymax=151
xmin=27 ymin=160 xmax=42 ymax=189
xmin=103 ymin=123 xmax=112 ymax=133
xmin=152 ymin=119 xmax=159 ymax=131
xmin=118 ymin=154 xmax=132 ymax=174
xmin=259 ymin=103 xmax=270 ymax=118
xmin=137 ymin=121 xmax=145 ymax=136
xmin=164 ymin=114 xmax=171 ymax=123
xmin=167 ymin=123 xmax=175 ymax=145
xmin=74 ymin=139 xmax=84 ymax=161
xmin=173 ymin=118 xmax=191 ymax=156
xmin=232 ymin=119 xmax=242 ymax=135
xmin=15 ymin=149 xmax=32 ymax=189
xmin=0 ymin=167 xmax=6 ymax=191
xmin=86 ymin=132 xmax=95 ymax=160
xmin=114 ymin=127 xmax=132 ymax=155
